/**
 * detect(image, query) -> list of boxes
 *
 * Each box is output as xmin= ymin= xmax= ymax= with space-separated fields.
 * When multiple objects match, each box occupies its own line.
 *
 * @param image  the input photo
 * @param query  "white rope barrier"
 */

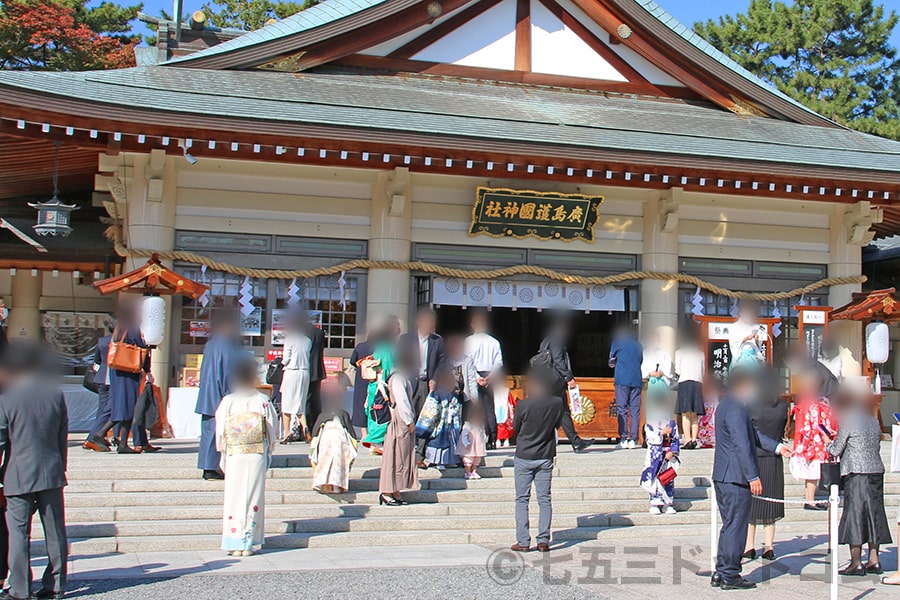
xmin=709 ymin=481 xmax=840 ymax=599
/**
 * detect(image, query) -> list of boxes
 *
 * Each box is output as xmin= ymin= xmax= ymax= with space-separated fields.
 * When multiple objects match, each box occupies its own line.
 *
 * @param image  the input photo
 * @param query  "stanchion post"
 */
xmin=710 ymin=480 xmax=717 ymax=575
xmin=829 ymin=483 xmax=839 ymax=600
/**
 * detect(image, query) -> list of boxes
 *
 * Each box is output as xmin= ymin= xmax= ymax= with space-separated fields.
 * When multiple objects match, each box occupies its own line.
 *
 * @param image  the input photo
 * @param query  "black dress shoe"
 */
xmin=866 ymin=563 xmax=884 ymax=575
xmin=572 ymin=438 xmax=595 ymax=453
xmin=761 ymin=549 xmax=776 ymax=561
xmin=741 ymin=548 xmax=756 ymax=560
xmin=710 ymin=573 xmax=722 ymax=588
xmin=117 ymin=445 xmax=138 ymax=454
xmin=839 ymin=564 xmax=867 ymax=576
xmin=202 ymin=470 xmax=224 ymax=481
xmin=721 ymin=578 xmax=757 ymax=590
xmin=804 ymin=503 xmax=828 ymax=511
xmin=34 ymin=589 xmax=65 ymax=599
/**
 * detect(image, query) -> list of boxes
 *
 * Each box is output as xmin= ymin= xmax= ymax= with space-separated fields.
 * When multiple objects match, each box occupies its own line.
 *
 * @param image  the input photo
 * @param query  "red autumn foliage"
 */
xmin=0 ymin=0 xmax=136 ymax=70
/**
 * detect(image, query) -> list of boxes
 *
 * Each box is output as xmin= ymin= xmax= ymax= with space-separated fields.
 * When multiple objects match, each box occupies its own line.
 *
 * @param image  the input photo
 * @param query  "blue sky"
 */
xmin=125 ymin=0 xmax=900 ymax=47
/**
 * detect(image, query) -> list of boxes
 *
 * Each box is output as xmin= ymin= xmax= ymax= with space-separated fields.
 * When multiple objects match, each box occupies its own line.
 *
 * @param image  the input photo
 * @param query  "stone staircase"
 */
xmin=41 ymin=439 xmax=900 ymax=554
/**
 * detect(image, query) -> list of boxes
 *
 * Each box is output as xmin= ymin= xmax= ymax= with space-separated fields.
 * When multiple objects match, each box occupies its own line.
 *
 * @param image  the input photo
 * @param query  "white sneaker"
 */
xmin=649 ymin=506 xmax=662 ymax=515
xmin=617 ymin=441 xmax=628 ymax=449
xmin=627 ymin=440 xmax=637 ymax=449
xmin=665 ymin=506 xmax=677 ymax=515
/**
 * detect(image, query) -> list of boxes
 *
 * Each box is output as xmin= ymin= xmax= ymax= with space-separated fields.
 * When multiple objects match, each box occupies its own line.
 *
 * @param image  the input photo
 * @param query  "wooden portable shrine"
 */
xmin=93 ymin=254 xmax=208 ymax=299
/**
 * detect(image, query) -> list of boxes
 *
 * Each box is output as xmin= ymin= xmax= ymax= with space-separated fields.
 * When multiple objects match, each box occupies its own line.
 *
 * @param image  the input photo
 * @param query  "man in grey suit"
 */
xmin=0 ymin=343 xmax=68 ymax=600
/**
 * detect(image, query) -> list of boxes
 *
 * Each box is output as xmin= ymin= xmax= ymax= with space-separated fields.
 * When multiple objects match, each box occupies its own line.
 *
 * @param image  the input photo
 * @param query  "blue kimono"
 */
xmin=195 ymin=334 xmax=238 ymax=471
xmin=640 ymin=418 xmax=681 ymax=507
xmin=423 ymin=389 xmax=461 ymax=467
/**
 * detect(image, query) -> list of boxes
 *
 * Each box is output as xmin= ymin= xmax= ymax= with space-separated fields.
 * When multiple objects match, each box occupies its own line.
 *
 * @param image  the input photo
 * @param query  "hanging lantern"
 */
xmin=140 ymin=295 xmax=167 ymax=347
xmin=28 ymin=142 xmax=78 ymax=237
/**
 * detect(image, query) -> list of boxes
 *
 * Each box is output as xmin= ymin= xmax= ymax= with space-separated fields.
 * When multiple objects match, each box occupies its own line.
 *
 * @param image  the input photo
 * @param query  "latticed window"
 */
xmin=176 ymin=269 xmax=359 ymax=350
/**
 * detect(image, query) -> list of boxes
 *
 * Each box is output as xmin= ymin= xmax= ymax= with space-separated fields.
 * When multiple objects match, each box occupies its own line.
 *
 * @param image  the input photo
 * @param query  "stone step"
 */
xmin=42 ymin=500 xmax=843 ymax=540
xmin=41 ymin=515 xmax=835 ymax=554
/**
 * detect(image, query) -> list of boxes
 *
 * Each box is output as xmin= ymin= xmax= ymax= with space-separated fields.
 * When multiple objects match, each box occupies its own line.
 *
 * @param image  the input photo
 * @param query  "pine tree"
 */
xmin=695 ymin=0 xmax=900 ymax=140
xmin=201 ymin=0 xmax=318 ymax=31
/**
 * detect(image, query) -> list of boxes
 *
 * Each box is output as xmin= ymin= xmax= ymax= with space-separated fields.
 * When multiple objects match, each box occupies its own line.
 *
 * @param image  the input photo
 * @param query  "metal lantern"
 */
xmin=28 ymin=196 xmax=79 ymax=237
xmin=29 ymin=142 xmax=78 ymax=237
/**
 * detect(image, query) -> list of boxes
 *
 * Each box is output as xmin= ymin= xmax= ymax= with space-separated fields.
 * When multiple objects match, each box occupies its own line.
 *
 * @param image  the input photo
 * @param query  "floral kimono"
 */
xmin=789 ymin=395 xmax=836 ymax=480
xmin=422 ymin=389 xmax=462 ymax=467
xmin=640 ymin=418 xmax=681 ymax=507
xmin=215 ymin=389 xmax=277 ymax=552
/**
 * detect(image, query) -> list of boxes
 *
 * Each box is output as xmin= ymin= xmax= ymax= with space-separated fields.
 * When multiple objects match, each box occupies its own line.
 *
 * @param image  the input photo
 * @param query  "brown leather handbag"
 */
xmin=107 ymin=329 xmax=146 ymax=374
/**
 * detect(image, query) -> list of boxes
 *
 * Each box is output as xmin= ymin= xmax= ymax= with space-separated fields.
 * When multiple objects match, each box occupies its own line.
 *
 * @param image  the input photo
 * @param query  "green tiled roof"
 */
xmin=0 ymin=67 xmax=897 ymax=176
xmin=166 ymin=0 xmax=392 ymax=64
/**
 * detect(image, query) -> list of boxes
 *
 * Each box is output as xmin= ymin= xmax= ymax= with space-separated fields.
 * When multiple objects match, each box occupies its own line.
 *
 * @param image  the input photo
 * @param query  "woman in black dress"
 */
xmin=825 ymin=390 xmax=892 ymax=575
xmin=743 ymin=393 xmax=788 ymax=560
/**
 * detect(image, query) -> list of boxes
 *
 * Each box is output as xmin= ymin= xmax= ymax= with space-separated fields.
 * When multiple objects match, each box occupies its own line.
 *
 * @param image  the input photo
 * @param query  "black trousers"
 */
xmin=412 ymin=377 xmax=428 ymax=460
xmin=714 ymin=481 xmax=752 ymax=584
xmin=306 ymin=380 xmax=323 ymax=430
xmin=476 ymin=372 xmax=498 ymax=446
xmin=552 ymin=385 xmax=580 ymax=443
xmin=6 ymin=488 xmax=67 ymax=598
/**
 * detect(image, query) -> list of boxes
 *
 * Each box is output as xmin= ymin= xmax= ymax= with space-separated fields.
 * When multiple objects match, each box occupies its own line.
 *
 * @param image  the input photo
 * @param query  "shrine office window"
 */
xmin=272 ymin=275 xmax=359 ymax=350
xmin=177 ymin=268 xmax=267 ymax=349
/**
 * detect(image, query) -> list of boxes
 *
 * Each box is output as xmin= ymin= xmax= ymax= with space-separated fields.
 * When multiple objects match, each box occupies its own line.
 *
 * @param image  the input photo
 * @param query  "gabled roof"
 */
xmin=165 ymin=0 xmax=835 ymax=128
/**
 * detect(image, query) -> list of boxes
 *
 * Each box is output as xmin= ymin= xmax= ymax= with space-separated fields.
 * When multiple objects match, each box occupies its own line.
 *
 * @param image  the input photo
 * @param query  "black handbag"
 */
xmin=818 ymin=461 xmax=843 ymax=492
xmin=82 ymin=368 xmax=101 ymax=394
xmin=266 ymin=360 xmax=284 ymax=386
xmin=369 ymin=381 xmax=393 ymax=425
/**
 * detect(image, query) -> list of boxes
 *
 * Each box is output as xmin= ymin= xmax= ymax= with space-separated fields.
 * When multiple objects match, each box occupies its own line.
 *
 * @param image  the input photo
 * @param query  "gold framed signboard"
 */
xmin=469 ymin=187 xmax=604 ymax=243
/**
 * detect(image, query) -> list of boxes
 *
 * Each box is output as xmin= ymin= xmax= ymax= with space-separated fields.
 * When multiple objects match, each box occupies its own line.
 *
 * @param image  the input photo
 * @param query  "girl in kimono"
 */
xmin=216 ymin=358 xmax=278 ymax=556
xmin=309 ymin=383 xmax=358 ymax=494
xmin=640 ymin=386 xmax=680 ymax=515
xmin=361 ymin=337 xmax=395 ymax=453
xmin=421 ymin=367 xmax=462 ymax=469
xmin=459 ymin=402 xmax=487 ymax=479
xmin=494 ymin=381 xmax=517 ymax=448
xmin=789 ymin=367 xmax=836 ymax=510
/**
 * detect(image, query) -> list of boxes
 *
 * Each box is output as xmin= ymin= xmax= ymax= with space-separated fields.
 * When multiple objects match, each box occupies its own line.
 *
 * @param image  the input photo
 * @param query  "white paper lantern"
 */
xmin=141 ymin=295 xmax=167 ymax=346
xmin=866 ymin=321 xmax=890 ymax=364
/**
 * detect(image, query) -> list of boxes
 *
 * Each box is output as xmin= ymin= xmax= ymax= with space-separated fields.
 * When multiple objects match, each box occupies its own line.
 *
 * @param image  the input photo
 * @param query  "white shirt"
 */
xmin=641 ymin=348 xmax=672 ymax=381
xmin=674 ymin=347 xmax=705 ymax=383
xmin=465 ymin=332 xmax=503 ymax=373
xmin=819 ymin=355 xmax=843 ymax=380
xmin=418 ymin=334 xmax=429 ymax=378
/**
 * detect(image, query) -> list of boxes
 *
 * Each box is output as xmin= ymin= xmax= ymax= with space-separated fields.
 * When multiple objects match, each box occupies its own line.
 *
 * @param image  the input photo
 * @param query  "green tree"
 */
xmin=0 ymin=0 xmax=142 ymax=70
xmin=695 ymin=0 xmax=900 ymax=140
xmin=201 ymin=0 xmax=317 ymax=31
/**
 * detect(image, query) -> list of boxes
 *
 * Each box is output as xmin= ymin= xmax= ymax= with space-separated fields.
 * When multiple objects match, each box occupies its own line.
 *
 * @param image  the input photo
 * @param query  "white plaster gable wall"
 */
xmin=411 ymin=0 xmax=517 ymax=69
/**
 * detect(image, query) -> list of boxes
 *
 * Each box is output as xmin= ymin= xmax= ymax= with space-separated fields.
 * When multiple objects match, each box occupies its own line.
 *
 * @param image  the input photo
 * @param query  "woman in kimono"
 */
xmin=378 ymin=343 xmax=419 ymax=505
xmin=216 ymin=358 xmax=277 ymax=556
xmin=280 ymin=312 xmax=312 ymax=444
xmin=309 ymin=383 xmax=358 ymax=494
xmin=640 ymin=387 xmax=680 ymax=514
xmin=420 ymin=367 xmax=462 ymax=469
xmin=361 ymin=317 xmax=400 ymax=452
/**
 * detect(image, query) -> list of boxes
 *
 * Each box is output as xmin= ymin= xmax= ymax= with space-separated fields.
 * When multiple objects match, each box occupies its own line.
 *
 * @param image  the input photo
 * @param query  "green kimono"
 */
xmin=362 ymin=342 xmax=394 ymax=446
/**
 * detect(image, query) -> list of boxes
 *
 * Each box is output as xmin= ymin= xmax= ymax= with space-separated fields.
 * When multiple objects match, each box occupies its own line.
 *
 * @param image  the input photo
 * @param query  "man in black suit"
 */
xmin=538 ymin=317 xmax=594 ymax=453
xmin=0 ymin=343 xmax=68 ymax=600
xmin=305 ymin=321 xmax=327 ymax=431
xmin=84 ymin=332 xmax=112 ymax=452
xmin=711 ymin=367 xmax=791 ymax=590
xmin=399 ymin=308 xmax=445 ymax=463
